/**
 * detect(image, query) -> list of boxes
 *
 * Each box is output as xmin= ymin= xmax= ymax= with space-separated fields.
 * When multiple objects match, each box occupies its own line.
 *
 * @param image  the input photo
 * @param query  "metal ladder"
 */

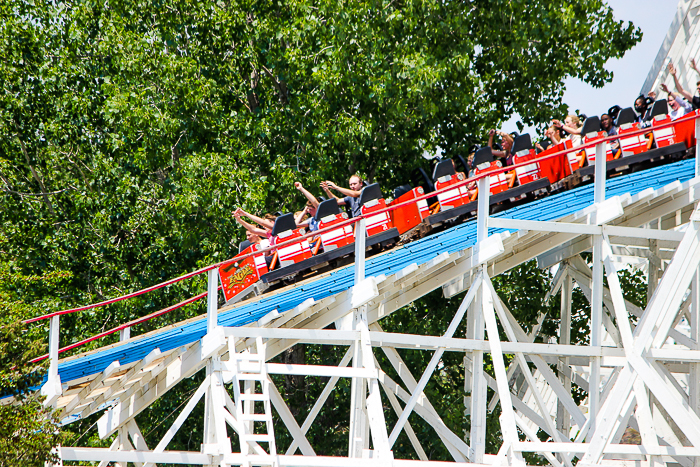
xmin=232 ymin=336 xmax=277 ymax=462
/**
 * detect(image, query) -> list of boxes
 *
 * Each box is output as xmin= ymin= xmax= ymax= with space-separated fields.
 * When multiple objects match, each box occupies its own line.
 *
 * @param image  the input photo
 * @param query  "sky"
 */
xmin=504 ymin=0 xmax=681 ymax=136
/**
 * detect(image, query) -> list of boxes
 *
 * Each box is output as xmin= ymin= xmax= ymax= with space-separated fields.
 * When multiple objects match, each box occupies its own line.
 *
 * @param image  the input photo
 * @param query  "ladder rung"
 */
xmin=236 ymin=373 xmax=266 ymax=381
xmin=239 ymin=393 xmax=267 ymax=401
xmin=233 ymin=354 xmax=265 ymax=361
xmin=240 ymin=413 xmax=271 ymax=422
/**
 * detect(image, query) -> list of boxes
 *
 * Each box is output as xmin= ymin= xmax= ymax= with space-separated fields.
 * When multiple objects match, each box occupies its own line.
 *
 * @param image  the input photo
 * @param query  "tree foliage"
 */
xmin=0 ymin=0 xmax=642 ymax=460
xmin=0 ymin=243 xmax=62 ymax=466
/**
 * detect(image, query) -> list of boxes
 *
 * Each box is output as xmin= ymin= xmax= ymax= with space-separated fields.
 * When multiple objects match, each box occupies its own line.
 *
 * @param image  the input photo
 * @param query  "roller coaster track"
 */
xmin=33 ymin=152 xmax=700 ymax=465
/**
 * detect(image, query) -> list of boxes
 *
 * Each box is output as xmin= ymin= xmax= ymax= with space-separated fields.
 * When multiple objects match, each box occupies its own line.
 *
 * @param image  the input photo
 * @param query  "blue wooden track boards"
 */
xmin=55 ymin=159 xmax=698 ymax=386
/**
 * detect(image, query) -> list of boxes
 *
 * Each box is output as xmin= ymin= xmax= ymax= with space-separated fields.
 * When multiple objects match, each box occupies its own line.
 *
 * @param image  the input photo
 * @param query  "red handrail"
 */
xmin=29 ymin=290 xmax=212 ymax=362
xmin=26 ymin=111 xmax=700 ymax=326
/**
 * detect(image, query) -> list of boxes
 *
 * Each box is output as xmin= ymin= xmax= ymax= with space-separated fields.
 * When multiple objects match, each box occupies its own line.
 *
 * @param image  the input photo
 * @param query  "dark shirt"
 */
xmin=604 ymin=126 xmax=617 ymax=137
xmin=693 ymin=95 xmax=700 ymax=110
xmin=343 ymin=195 xmax=362 ymax=218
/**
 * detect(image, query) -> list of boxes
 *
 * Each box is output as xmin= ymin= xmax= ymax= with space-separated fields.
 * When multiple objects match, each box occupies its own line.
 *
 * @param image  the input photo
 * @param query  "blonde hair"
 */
xmin=566 ymin=114 xmax=582 ymax=128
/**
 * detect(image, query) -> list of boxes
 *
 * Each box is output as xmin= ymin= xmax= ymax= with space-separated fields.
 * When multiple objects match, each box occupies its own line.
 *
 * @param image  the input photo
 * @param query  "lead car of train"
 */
xmin=219 ymin=99 xmax=698 ymax=305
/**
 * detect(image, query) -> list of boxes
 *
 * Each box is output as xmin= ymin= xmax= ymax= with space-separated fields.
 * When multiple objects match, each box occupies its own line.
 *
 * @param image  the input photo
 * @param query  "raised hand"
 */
xmin=660 ymin=83 xmax=670 ymax=94
xmin=294 ymin=181 xmax=303 ymax=190
xmin=668 ymin=62 xmax=677 ymax=76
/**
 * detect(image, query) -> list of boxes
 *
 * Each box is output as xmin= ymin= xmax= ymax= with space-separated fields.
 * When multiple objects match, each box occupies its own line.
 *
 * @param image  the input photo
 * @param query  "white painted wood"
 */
xmin=357 ymin=310 xmax=391 ymax=457
xmin=514 ymin=413 xmax=565 ymax=467
xmin=373 ymin=330 xmax=468 ymax=462
xmin=632 ymin=378 xmax=664 ymax=467
xmin=354 ymin=217 xmax=366 ymax=285
xmin=590 ymin=234 xmax=604 ymax=436
xmin=488 ymin=217 xmax=600 ymax=235
xmin=286 ymin=348 xmax=352 ymax=455
xmin=480 ymin=274 xmax=524 ymax=466
xmin=150 ymin=376 xmax=208 ymax=455
xmin=376 ymin=367 xmax=472 ymax=460
xmin=477 ymin=177 xmax=489 ymax=242
xmin=378 ymin=376 xmax=428 ymax=461
xmin=41 ymin=315 xmax=62 ymax=406
xmin=207 ymin=268 xmax=219 ymax=333
xmin=388 ymin=272 xmax=481 ymax=447
xmin=268 ymin=379 xmax=316 ymax=456
xmin=558 ymin=268 xmax=573 ymax=442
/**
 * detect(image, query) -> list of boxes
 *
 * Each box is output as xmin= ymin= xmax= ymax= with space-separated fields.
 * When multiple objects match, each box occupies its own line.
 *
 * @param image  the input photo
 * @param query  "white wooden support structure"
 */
xmin=39 ymin=130 xmax=700 ymax=466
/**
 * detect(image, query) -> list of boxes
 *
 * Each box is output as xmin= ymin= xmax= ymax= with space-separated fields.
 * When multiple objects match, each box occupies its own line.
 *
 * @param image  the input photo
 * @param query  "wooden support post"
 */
xmin=468 ymin=177 xmax=490 ymax=462
xmin=207 ymin=268 xmax=218 ymax=333
xmin=348 ymin=316 xmax=367 ymax=457
xmin=41 ymin=315 xmax=62 ymax=407
xmin=354 ymin=218 xmax=366 ymax=285
xmin=589 ymin=141 xmax=606 ymax=436
xmin=557 ymin=266 xmax=572 ymax=447
xmin=692 ymin=269 xmax=700 ymax=467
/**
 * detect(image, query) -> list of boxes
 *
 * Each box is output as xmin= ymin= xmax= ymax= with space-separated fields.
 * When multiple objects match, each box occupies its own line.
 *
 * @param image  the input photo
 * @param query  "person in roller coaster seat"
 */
xmin=661 ymin=87 xmax=693 ymax=120
xmin=600 ymin=114 xmax=617 ymax=136
xmin=487 ymin=129 xmax=514 ymax=165
xmin=233 ymin=208 xmax=275 ymax=238
xmin=634 ymin=95 xmax=653 ymax=123
xmin=667 ymin=60 xmax=700 ymax=110
xmin=245 ymin=229 xmax=262 ymax=246
xmin=293 ymin=181 xmax=320 ymax=232
xmin=544 ymin=124 xmax=563 ymax=146
xmin=552 ymin=114 xmax=583 ymax=147
xmin=233 ymin=209 xmax=277 ymax=267
xmin=321 ymin=174 xmax=364 ymax=218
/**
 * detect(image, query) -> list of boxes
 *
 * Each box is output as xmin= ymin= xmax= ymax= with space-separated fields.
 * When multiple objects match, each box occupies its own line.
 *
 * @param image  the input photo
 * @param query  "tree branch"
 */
xmin=14 ymin=131 xmax=56 ymax=215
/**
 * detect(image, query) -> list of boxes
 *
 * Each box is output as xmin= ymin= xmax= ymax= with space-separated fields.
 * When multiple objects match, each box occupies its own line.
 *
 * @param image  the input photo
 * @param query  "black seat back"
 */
xmin=314 ymin=198 xmax=340 ymax=221
xmin=473 ymin=147 xmax=494 ymax=167
xmin=650 ymin=99 xmax=668 ymax=119
xmin=411 ymin=167 xmax=435 ymax=193
xmin=581 ymin=116 xmax=601 ymax=137
xmin=616 ymin=107 xmax=637 ymax=126
xmin=239 ymin=240 xmax=252 ymax=253
xmin=455 ymin=154 xmax=470 ymax=174
xmin=392 ymin=184 xmax=413 ymax=199
xmin=432 ymin=159 xmax=455 ymax=181
xmin=537 ymin=140 xmax=551 ymax=153
xmin=358 ymin=183 xmax=383 ymax=206
xmin=608 ymin=105 xmax=622 ymax=123
xmin=512 ymin=134 xmax=532 ymax=154
xmin=271 ymin=213 xmax=297 ymax=236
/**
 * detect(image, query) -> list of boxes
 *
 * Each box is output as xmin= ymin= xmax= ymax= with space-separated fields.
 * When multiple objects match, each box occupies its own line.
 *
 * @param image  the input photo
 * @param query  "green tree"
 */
xmin=0 ymin=248 xmax=62 ymax=466
xmin=0 ymin=0 xmax=642 ymax=458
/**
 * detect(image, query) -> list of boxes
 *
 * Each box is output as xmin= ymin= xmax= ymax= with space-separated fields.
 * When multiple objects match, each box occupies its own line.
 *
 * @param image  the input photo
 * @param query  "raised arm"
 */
xmin=324 ymin=180 xmax=361 ymax=198
xmin=234 ymin=208 xmax=275 ymax=230
xmin=233 ymin=211 xmax=267 ymax=236
xmin=487 ymin=129 xmax=507 ymax=159
xmin=553 ymin=119 xmax=581 ymax=135
xmin=320 ymin=181 xmax=342 ymax=203
xmin=691 ymin=58 xmax=700 ymax=76
xmin=668 ymin=62 xmax=693 ymax=102
xmin=294 ymin=181 xmax=319 ymax=208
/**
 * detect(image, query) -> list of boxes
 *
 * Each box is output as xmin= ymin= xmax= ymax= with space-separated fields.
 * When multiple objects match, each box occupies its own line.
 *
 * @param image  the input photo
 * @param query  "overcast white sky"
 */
xmin=504 ymin=0 xmax=681 ymax=135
